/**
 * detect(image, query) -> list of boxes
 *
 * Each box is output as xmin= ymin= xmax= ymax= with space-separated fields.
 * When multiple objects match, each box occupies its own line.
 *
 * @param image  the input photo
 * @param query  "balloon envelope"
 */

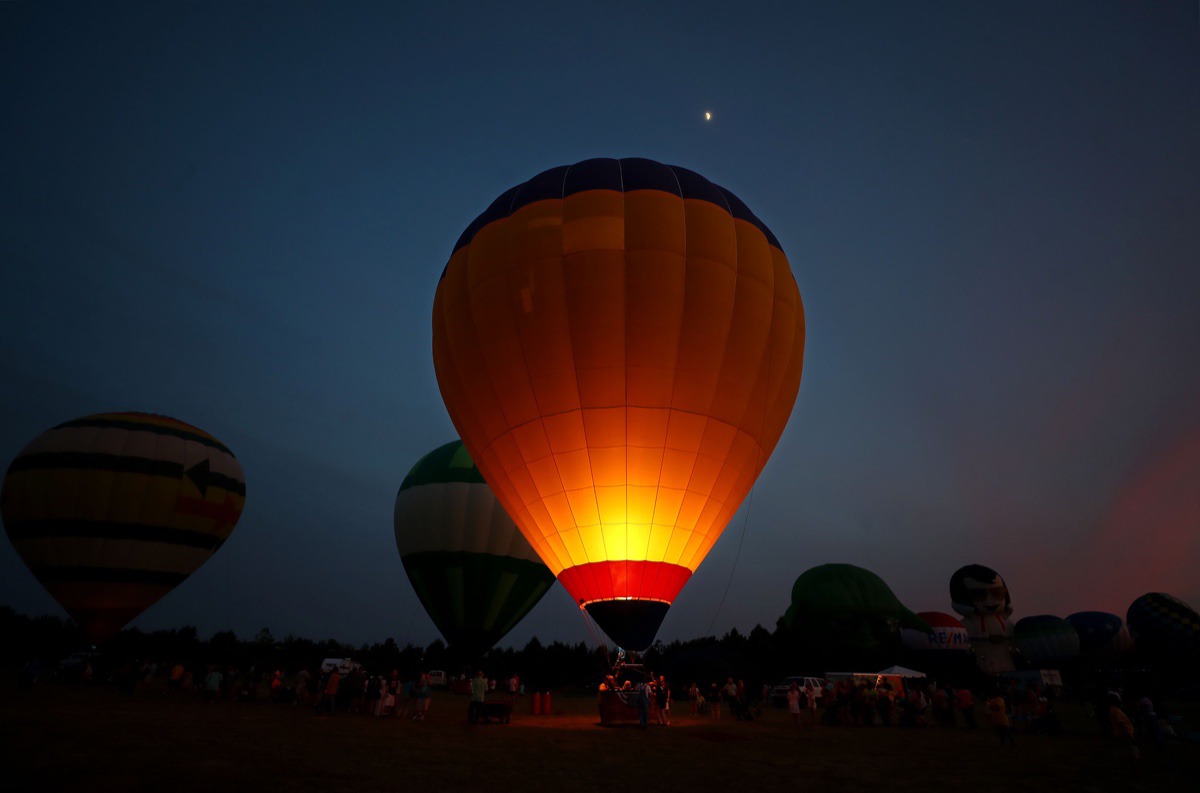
xmin=1065 ymin=611 xmax=1133 ymax=662
xmin=394 ymin=441 xmax=555 ymax=655
xmin=1126 ymin=592 xmax=1200 ymax=662
xmin=901 ymin=611 xmax=971 ymax=652
xmin=1 ymin=412 xmax=245 ymax=643
xmin=432 ymin=158 xmax=805 ymax=649
xmin=1013 ymin=615 xmax=1079 ymax=667
xmin=790 ymin=564 xmax=926 ymax=626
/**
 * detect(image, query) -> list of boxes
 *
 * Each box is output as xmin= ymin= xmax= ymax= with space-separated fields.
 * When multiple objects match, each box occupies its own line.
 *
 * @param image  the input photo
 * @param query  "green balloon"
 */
xmin=394 ymin=441 xmax=555 ymax=656
xmin=790 ymin=563 xmax=929 ymax=632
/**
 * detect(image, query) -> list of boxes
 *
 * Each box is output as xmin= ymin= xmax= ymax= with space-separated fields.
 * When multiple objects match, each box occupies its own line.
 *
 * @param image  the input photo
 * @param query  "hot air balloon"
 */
xmin=1013 ymin=615 xmax=1079 ymax=668
xmin=786 ymin=564 xmax=929 ymax=666
xmin=789 ymin=564 xmax=929 ymax=630
xmin=432 ymin=158 xmax=805 ymax=649
xmin=949 ymin=564 xmax=1013 ymax=634
xmin=949 ymin=563 xmax=1016 ymax=674
xmin=899 ymin=610 xmax=972 ymax=679
xmin=1126 ymin=592 xmax=1200 ymax=665
xmin=393 ymin=440 xmax=556 ymax=656
xmin=1 ymin=412 xmax=245 ymax=643
xmin=1065 ymin=611 xmax=1133 ymax=662
xmin=901 ymin=611 xmax=971 ymax=653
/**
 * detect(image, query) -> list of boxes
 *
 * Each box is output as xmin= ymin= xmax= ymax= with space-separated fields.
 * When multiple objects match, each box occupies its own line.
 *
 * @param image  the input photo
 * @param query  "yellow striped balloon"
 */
xmin=1 ymin=412 xmax=246 ymax=643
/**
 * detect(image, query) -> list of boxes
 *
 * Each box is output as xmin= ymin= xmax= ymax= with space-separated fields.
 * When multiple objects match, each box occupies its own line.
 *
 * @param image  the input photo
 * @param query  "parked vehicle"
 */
xmin=319 ymin=658 xmax=359 ymax=676
xmin=55 ymin=652 xmax=99 ymax=683
xmin=770 ymin=676 xmax=825 ymax=706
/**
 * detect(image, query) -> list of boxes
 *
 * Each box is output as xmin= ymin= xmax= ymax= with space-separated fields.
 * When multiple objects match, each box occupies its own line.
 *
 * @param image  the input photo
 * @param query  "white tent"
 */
xmin=876 ymin=665 xmax=927 ymax=678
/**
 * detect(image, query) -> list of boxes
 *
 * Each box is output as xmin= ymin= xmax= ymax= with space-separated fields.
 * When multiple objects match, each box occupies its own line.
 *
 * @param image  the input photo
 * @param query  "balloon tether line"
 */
xmin=704 ymin=238 xmax=787 ymax=638
xmin=578 ymin=604 xmax=613 ymax=668
xmin=704 ymin=483 xmax=756 ymax=638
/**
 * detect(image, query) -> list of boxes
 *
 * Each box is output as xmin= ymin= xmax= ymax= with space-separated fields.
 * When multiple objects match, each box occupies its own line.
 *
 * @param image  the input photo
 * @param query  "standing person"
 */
xmin=414 ymin=673 xmax=432 ymax=720
xmin=384 ymin=671 xmax=399 ymax=716
xmin=293 ymin=669 xmax=311 ymax=706
xmin=986 ymin=689 xmax=1015 ymax=750
xmin=637 ymin=677 xmax=652 ymax=728
xmin=203 ymin=665 xmax=223 ymax=704
xmin=956 ymin=686 xmax=976 ymax=729
xmin=786 ymin=682 xmax=802 ymax=724
xmin=365 ymin=675 xmax=381 ymax=716
xmin=804 ymin=681 xmax=820 ymax=726
xmin=1137 ymin=691 xmax=1166 ymax=743
xmin=688 ymin=682 xmax=700 ymax=716
xmin=931 ymin=685 xmax=951 ymax=727
xmin=400 ymin=675 xmax=416 ymax=719
xmin=710 ymin=682 xmax=722 ymax=720
xmin=724 ymin=678 xmax=739 ymax=720
xmin=507 ymin=673 xmax=518 ymax=704
xmin=1136 ymin=694 xmax=1166 ymax=748
xmin=656 ymin=676 xmax=670 ymax=725
xmin=1108 ymin=693 xmax=1141 ymax=761
xmin=320 ymin=668 xmax=341 ymax=715
xmin=346 ymin=666 xmax=366 ymax=713
xmin=468 ymin=669 xmax=488 ymax=724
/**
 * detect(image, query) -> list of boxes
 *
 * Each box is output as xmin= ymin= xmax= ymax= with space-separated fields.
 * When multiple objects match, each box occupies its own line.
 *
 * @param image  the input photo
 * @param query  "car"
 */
xmin=55 ymin=652 xmax=100 ymax=683
xmin=426 ymin=670 xmax=448 ymax=688
xmin=770 ymin=676 xmax=826 ymax=707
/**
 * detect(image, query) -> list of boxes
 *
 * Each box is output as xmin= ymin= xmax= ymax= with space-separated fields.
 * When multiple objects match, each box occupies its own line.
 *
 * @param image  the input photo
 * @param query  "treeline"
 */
xmin=2 ymin=605 xmax=1169 ymax=699
xmin=2 ymin=606 xmax=824 ymax=694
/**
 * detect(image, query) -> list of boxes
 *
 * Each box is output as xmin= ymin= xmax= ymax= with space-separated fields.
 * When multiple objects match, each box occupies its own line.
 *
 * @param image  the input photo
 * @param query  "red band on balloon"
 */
xmin=558 ymin=561 xmax=692 ymax=605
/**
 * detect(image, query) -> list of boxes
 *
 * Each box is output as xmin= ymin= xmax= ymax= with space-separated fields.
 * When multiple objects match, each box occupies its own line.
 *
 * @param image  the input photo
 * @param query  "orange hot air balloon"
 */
xmin=432 ymin=158 xmax=805 ymax=649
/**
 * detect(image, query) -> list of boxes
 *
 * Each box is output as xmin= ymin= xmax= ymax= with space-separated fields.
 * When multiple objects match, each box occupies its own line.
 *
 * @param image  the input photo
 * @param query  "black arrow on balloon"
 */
xmin=185 ymin=459 xmax=211 ymax=497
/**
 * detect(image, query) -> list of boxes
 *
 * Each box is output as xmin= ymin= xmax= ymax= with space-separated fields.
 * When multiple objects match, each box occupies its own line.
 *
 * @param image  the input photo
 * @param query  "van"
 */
xmin=770 ymin=676 xmax=826 ymax=706
xmin=427 ymin=670 xmax=448 ymax=688
xmin=319 ymin=658 xmax=357 ymax=675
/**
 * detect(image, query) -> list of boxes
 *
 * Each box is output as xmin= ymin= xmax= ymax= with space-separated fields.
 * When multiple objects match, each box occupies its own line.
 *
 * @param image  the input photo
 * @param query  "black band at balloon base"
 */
xmin=585 ymin=600 xmax=670 ymax=651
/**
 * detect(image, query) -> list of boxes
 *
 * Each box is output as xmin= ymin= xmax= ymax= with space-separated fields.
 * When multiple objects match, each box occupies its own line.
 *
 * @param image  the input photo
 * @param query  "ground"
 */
xmin=2 ymin=681 xmax=1197 ymax=792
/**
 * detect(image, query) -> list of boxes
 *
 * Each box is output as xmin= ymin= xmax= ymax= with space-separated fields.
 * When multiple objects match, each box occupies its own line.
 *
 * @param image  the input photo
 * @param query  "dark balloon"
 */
xmin=1065 ymin=611 xmax=1132 ymax=662
xmin=789 ymin=564 xmax=928 ymax=656
xmin=1013 ymin=615 xmax=1079 ymax=667
xmin=1126 ymin=592 xmax=1200 ymax=663
xmin=2 ymin=413 xmax=245 ymax=643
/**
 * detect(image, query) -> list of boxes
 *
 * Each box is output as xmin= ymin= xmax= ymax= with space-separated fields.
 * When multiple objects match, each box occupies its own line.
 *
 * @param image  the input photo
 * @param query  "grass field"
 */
xmin=3 ymin=680 xmax=1197 ymax=792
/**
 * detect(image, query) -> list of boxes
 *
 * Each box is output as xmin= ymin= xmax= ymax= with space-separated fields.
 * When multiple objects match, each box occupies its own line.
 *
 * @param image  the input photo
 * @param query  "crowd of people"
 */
xmin=591 ymin=665 xmax=1180 ymax=765
xmin=41 ymin=656 xmax=529 ymax=723
xmin=26 ymin=651 xmax=1184 ymax=761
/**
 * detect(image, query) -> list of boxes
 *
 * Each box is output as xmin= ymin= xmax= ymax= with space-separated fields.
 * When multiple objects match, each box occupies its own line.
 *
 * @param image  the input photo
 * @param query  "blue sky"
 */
xmin=2 ymin=1 xmax=1198 ymax=648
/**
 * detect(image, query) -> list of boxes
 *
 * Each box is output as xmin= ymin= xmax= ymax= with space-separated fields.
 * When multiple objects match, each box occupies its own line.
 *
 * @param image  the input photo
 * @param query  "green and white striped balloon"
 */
xmin=394 ymin=441 xmax=555 ymax=655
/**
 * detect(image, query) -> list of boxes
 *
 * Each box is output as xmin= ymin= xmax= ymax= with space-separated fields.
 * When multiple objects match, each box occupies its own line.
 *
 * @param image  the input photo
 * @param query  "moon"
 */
xmin=704 ymin=111 xmax=712 ymax=122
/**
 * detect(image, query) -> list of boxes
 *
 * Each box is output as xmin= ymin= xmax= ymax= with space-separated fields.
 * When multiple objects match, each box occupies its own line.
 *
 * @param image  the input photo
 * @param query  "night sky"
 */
xmin=2 ymin=1 xmax=1198 ymax=650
